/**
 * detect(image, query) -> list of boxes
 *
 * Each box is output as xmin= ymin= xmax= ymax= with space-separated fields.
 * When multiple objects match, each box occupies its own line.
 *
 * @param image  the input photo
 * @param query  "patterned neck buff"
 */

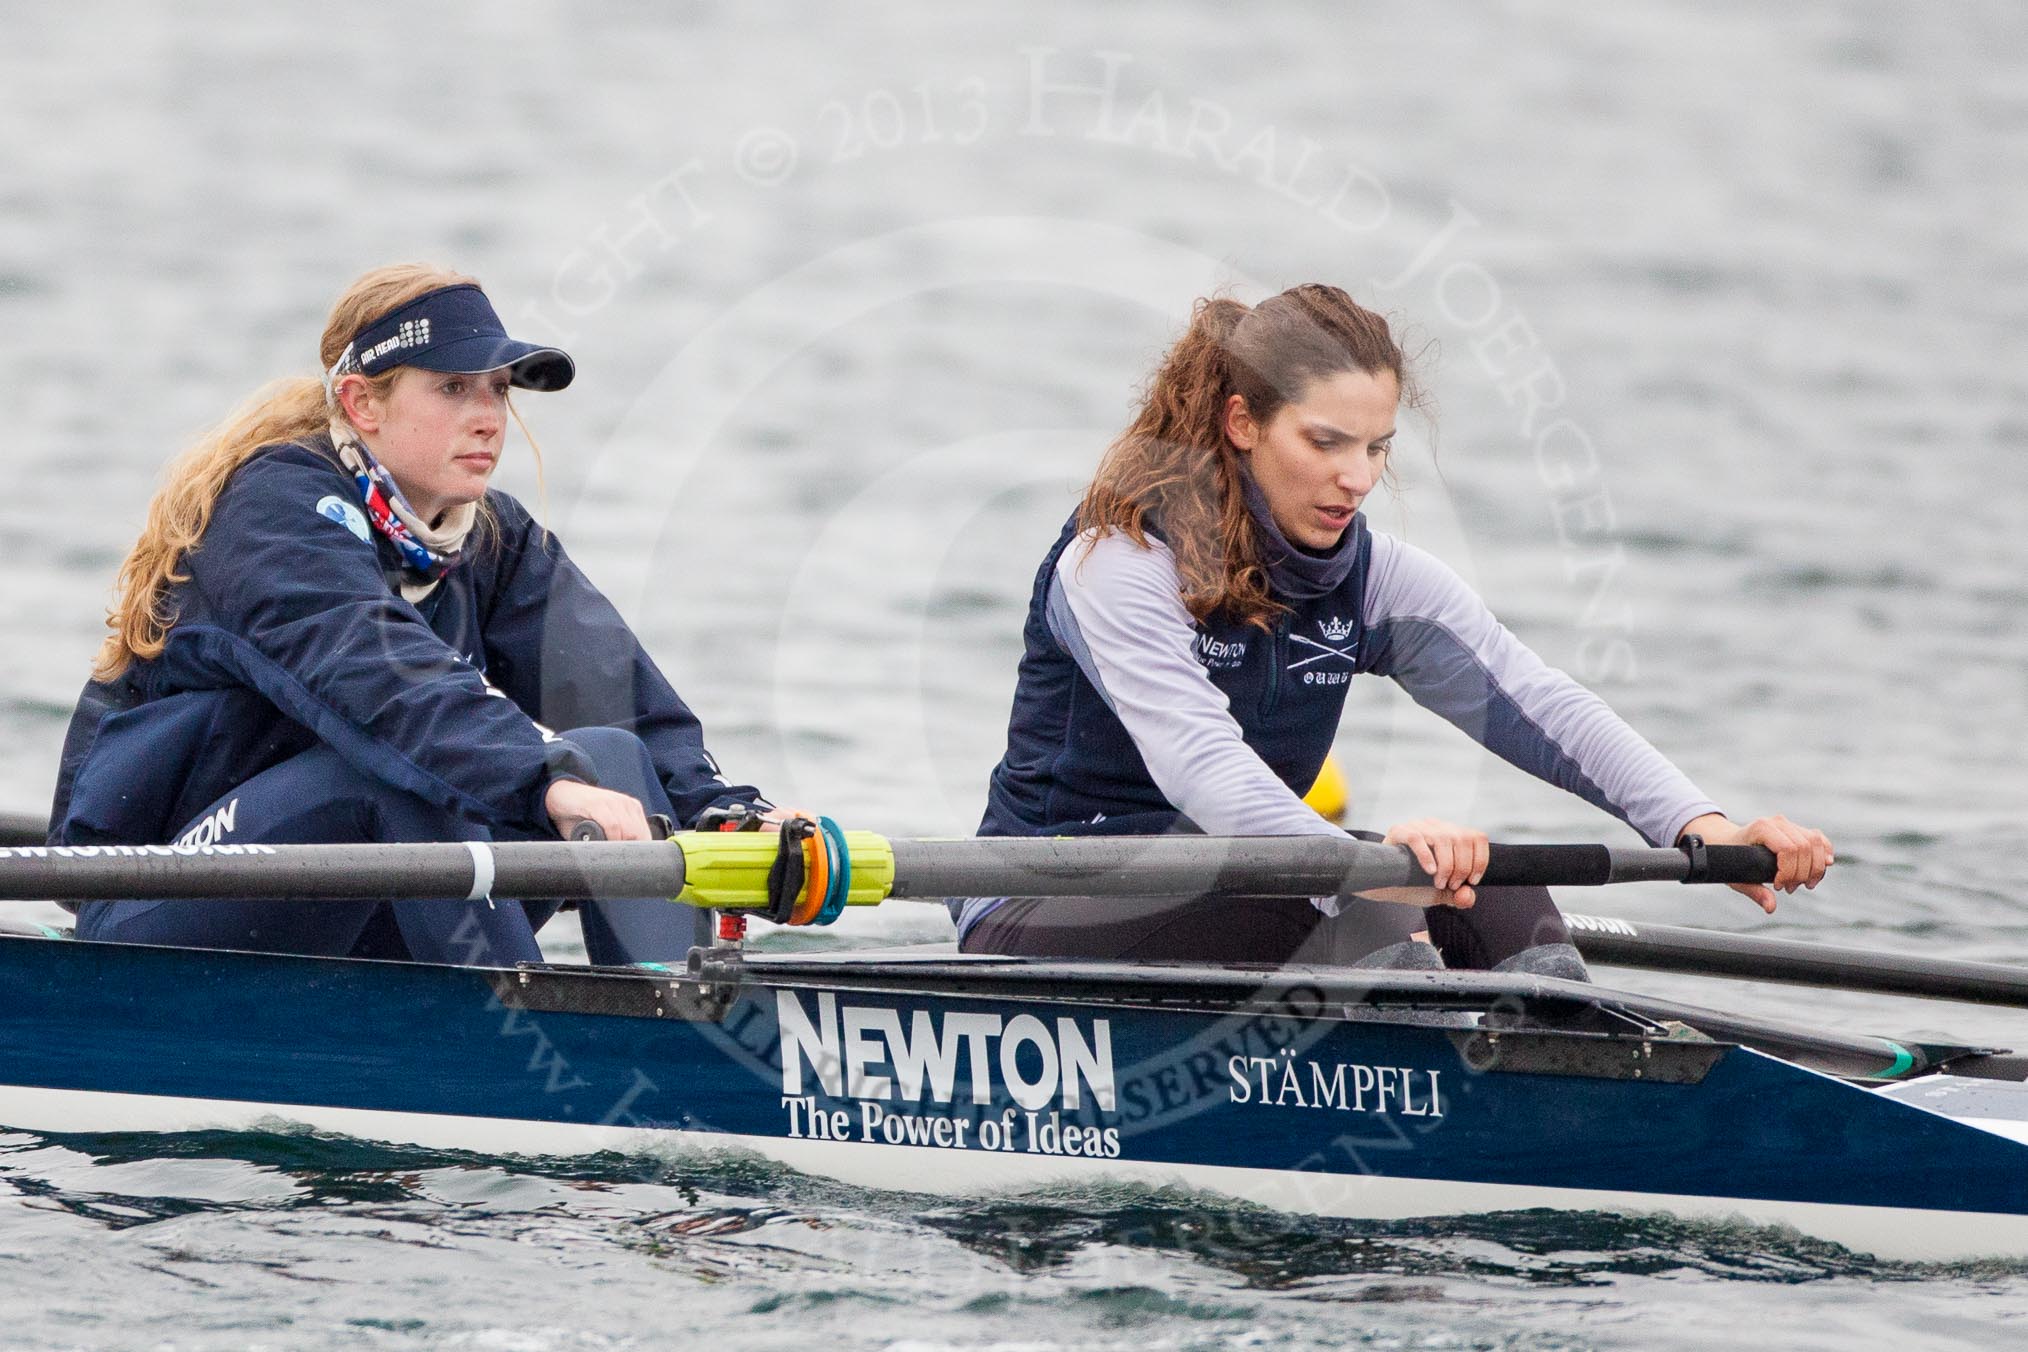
xmin=328 ymin=418 xmax=477 ymax=602
xmin=1237 ymin=465 xmax=1360 ymax=602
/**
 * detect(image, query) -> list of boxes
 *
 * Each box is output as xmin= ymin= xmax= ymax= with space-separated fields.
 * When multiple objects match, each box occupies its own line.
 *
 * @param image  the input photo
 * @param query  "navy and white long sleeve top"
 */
xmin=51 ymin=439 xmax=762 ymax=849
xmin=964 ymin=512 xmax=1718 ymax=936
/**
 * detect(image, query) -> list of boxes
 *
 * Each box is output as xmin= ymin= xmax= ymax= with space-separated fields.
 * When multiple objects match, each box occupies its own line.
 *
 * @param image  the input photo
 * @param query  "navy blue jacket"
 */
xmin=52 ymin=439 xmax=760 ymax=847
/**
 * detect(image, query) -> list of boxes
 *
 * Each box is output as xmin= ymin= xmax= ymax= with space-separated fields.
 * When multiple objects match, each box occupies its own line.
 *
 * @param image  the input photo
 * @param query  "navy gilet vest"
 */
xmin=978 ymin=512 xmax=1374 ymax=839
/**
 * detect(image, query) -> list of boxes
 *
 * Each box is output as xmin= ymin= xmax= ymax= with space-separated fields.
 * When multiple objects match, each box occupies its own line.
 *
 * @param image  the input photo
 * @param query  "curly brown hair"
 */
xmin=1077 ymin=284 xmax=1420 ymax=629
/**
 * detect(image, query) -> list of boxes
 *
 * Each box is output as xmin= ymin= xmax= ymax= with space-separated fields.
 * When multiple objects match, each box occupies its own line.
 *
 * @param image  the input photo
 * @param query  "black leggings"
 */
xmin=960 ymin=887 xmax=1569 ymax=969
xmin=960 ymin=831 xmax=1571 ymax=970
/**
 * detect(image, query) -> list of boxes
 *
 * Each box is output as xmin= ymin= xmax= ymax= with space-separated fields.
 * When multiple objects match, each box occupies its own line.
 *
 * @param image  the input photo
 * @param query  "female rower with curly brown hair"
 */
xmin=962 ymin=284 xmax=1831 ymax=972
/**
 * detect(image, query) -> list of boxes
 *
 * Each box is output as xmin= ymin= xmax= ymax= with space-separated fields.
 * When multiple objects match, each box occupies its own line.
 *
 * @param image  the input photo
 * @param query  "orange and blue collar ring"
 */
xmin=763 ymin=815 xmax=853 ymax=926
xmin=814 ymin=816 xmax=851 ymax=924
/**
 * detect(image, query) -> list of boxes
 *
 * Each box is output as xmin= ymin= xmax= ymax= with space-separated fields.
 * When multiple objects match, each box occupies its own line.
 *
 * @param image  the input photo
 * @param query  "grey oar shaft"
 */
xmin=886 ymin=835 xmax=1423 ymax=898
xmin=0 ymin=812 xmax=44 ymax=848
xmin=1569 ymin=914 xmax=2028 ymax=1009
xmin=0 ymin=842 xmax=687 ymax=901
xmin=0 ymin=837 xmax=1416 ymax=904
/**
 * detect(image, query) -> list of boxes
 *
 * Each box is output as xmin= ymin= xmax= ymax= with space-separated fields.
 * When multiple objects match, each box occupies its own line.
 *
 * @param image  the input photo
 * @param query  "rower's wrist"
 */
xmin=1676 ymin=812 xmax=1733 ymax=844
xmin=542 ymin=773 xmax=590 ymax=813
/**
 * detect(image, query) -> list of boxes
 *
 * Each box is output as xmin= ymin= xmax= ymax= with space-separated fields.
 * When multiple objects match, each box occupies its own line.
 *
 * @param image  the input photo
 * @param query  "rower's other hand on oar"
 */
xmin=545 ymin=780 xmax=655 ymax=842
xmin=1361 ymin=818 xmax=1486 ymax=909
xmin=1678 ymin=812 xmax=1835 ymax=914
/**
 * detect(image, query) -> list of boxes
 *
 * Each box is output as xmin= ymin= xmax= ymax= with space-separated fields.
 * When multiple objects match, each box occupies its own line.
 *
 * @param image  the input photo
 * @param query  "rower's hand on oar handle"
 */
xmin=756 ymin=805 xmax=815 ymax=834
xmin=544 ymin=780 xmax=655 ymax=842
xmin=1677 ymin=812 xmax=1834 ymax=914
xmin=1374 ymin=818 xmax=1488 ymax=909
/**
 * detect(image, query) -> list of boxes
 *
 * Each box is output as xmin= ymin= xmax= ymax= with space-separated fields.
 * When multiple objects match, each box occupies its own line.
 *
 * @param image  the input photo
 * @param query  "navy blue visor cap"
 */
xmin=333 ymin=284 xmax=574 ymax=392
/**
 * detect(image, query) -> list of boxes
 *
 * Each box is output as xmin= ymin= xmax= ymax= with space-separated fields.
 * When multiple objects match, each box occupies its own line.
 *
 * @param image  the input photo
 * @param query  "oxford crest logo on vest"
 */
xmin=1194 ymin=628 xmax=1248 ymax=671
xmin=1290 ymin=615 xmax=1357 ymax=687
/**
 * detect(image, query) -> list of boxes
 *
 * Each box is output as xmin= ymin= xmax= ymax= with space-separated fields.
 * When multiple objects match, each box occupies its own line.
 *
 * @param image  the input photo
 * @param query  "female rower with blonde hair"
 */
xmin=963 ymin=284 xmax=1832 ymax=971
xmin=51 ymin=264 xmax=773 ymax=965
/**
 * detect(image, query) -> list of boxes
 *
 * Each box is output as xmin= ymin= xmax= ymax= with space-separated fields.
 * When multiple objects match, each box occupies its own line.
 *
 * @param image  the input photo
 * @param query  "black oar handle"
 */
xmin=1480 ymin=840 xmax=1776 ymax=888
xmin=1675 ymin=836 xmax=1781 ymax=885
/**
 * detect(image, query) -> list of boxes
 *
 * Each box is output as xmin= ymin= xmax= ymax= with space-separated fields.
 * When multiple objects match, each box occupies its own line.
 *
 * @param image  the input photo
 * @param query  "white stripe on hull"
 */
xmin=2 ymin=1083 xmax=2021 ymax=1264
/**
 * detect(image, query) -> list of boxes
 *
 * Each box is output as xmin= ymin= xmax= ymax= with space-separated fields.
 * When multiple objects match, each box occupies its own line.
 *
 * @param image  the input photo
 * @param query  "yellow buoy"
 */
xmin=1303 ymin=754 xmax=1349 ymax=824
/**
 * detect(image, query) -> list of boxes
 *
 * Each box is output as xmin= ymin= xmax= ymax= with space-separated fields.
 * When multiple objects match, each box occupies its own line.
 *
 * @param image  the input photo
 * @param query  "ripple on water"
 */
xmin=8 ymin=1129 xmax=2014 ymax=1284
xmin=3 ymin=1128 xmax=2028 ymax=1349
xmin=1743 ymin=562 xmax=1941 ymax=594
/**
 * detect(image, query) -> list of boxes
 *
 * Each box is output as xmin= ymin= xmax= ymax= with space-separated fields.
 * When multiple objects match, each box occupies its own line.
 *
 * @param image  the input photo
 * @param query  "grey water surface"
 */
xmin=3 ymin=2 xmax=2027 ymax=1347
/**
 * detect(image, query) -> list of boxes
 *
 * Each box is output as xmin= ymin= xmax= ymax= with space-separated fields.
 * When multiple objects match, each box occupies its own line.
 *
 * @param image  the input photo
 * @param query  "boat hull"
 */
xmin=3 ymin=935 xmax=2026 ymax=1261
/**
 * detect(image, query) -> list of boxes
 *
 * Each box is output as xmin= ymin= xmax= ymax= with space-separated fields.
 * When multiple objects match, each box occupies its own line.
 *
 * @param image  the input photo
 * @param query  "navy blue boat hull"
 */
xmin=1 ymin=934 xmax=2025 ymax=1261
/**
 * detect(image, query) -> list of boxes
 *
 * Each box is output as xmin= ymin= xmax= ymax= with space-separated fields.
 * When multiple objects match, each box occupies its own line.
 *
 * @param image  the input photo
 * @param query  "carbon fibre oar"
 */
xmin=882 ymin=836 xmax=1775 ymax=897
xmin=0 ymin=832 xmax=1774 ymax=907
xmin=1566 ymin=912 xmax=2028 ymax=1010
xmin=0 ymin=812 xmax=43 ymax=848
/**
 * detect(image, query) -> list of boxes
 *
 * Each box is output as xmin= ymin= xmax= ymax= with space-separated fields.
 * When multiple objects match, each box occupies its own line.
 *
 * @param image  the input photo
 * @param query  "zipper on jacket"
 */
xmin=1260 ymin=615 xmax=1290 ymax=717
